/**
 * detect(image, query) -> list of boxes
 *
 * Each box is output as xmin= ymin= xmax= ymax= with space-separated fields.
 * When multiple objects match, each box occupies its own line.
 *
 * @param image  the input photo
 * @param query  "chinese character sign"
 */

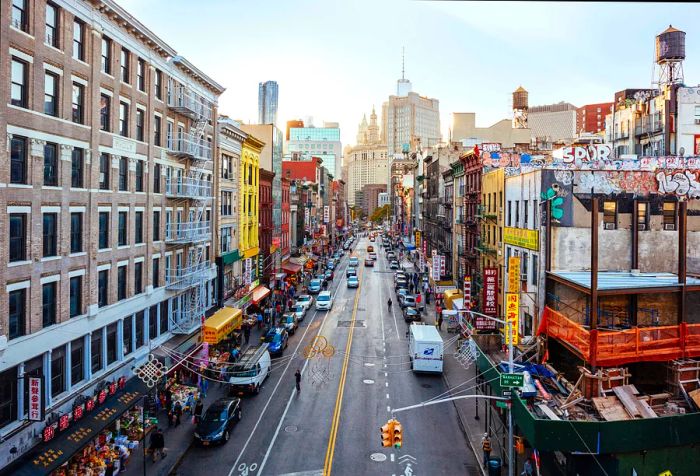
xmin=440 ymin=255 xmax=446 ymax=276
xmin=483 ymin=267 xmax=498 ymax=316
xmin=463 ymin=277 xmax=471 ymax=303
xmin=432 ymin=256 xmax=442 ymax=280
xmin=323 ymin=206 xmax=330 ymax=223
xmin=508 ymin=256 xmax=521 ymax=293
xmin=28 ymin=377 xmax=43 ymax=421
xmin=505 ymin=293 xmax=520 ymax=345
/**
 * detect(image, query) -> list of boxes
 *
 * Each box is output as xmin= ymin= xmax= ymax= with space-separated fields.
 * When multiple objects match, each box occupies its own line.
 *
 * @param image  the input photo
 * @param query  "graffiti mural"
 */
xmin=656 ymin=170 xmax=700 ymax=198
xmin=574 ymin=171 xmax=658 ymax=196
xmin=541 ymin=170 xmax=573 ymax=226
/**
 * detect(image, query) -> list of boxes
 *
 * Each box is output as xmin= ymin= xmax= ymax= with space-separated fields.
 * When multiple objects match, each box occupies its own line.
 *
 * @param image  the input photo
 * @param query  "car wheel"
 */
xmin=223 ymin=430 xmax=230 ymax=443
xmin=254 ymin=384 xmax=260 ymax=395
xmin=237 ymin=409 xmax=242 ymax=421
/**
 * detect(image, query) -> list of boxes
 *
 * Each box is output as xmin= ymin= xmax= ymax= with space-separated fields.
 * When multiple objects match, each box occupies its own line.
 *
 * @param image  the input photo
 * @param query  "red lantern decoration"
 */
xmin=73 ymin=404 xmax=84 ymax=421
xmin=58 ymin=414 xmax=70 ymax=431
xmin=118 ymin=376 xmax=126 ymax=390
xmin=109 ymin=382 xmax=117 ymax=395
xmin=43 ymin=425 xmax=55 ymax=442
xmin=97 ymin=389 xmax=107 ymax=404
xmin=85 ymin=397 xmax=95 ymax=412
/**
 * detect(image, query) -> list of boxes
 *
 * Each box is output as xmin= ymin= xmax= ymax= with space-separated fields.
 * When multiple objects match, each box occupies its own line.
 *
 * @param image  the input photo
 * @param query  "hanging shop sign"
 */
xmin=463 ymin=277 xmax=472 ymax=303
xmin=324 ymin=206 xmax=330 ymax=223
xmin=415 ymin=230 xmax=421 ymax=248
xmin=503 ymin=227 xmax=539 ymax=251
xmin=483 ymin=267 xmax=498 ymax=316
xmin=508 ymin=256 xmax=521 ymax=293
xmin=505 ymin=293 xmax=520 ymax=345
xmin=28 ymin=377 xmax=43 ymax=421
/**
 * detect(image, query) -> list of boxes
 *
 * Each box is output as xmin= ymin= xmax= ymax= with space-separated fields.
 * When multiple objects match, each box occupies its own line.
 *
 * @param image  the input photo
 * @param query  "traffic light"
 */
xmin=380 ymin=420 xmax=393 ymax=447
xmin=392 ymin=420 xmax=402 ymax=448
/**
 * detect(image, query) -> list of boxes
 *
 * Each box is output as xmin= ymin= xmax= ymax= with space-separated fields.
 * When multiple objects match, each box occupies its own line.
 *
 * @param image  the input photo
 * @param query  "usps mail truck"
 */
xmin=408 ymin=324 xmax=444 ymax=373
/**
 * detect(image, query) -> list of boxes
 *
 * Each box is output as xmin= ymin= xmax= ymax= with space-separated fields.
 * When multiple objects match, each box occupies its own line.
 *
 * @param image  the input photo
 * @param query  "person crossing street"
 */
xmin=295 ymin=369 xmax=302 ymax=394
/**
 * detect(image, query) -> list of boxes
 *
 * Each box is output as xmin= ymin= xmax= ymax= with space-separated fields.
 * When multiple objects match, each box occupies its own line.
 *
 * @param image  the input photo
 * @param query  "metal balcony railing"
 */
xmin=634 ymin=112 xmax=663 ymax=136
xmin=170 ymin=305 xmax=204 ymax=334
xmin=166 ymin=132 xmax=212 ymax=162
xmin=165 ymin=177 xmax=213 ymax=200
xmin=167 ymin=85 xmax=213 ymax=121
xmin=165 ymin=221 xmax=211 ymax=243
xmin=166 ymin=261 xmax=212 ymax=290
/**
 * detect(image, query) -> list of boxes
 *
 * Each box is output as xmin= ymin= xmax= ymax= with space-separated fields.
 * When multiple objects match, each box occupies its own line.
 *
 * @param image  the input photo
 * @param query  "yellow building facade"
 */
xmin=479 ymin=167 xmax=505 ymax=317
xmin=240 ymin=135 xmax=264 ymax=259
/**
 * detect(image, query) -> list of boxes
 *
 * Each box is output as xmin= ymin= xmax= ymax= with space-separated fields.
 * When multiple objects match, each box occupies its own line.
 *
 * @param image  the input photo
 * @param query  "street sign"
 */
xmin=496 ymin=400 xmax=508 ymax=409
xmin=502 ymin=390 xmax=512 ymax=397
xmin=500 ymin=373 xmax=524 ymax=388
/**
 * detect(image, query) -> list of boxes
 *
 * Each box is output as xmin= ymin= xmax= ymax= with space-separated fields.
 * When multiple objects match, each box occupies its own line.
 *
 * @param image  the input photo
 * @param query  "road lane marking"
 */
xmin=387 ymin=406 xmax=391 ymax=412
xmin=386 ymin=393 xmax=390 ymax=399
xmin=386 ymin=382 xmax=389 ymax=387
xmin=228 ymin=258 xmax=350 ymax=476
xmin=323 ymin=251 xmax=365 ymax=475
xmin=391 ymin=454 xmax=395 ymax=462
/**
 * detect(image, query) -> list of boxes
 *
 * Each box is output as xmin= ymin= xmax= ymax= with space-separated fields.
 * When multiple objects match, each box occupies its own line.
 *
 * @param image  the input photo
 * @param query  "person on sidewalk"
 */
xmin=481 ymin=433 xmax=492 ymax=467
xmin=193 ymin=399 xmax=204 ymax=425
xmin=437 ymin=313 xmax=444 ymax=331
xmin=257 ymin=312 xmax=263 ymax=330
xmin=149 ymin=428 xmax=166 ymax=463
xmin=295 ymin=369 xmax=302 ymax=393
xmin=243 ymin=325 xmax=251 ymax=345
xmin=521 ymin=458 xmax=534 ymax=476
xmin=173 ymin=401 xmax=183 ymax=427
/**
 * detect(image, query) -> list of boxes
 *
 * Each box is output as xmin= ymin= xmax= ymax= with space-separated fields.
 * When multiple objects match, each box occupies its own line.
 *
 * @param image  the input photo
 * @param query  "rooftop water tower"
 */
xmin=512 ymin=86 xmax=529 ymax=129
xmin=656 ymin=25 xmax=686 ymax=87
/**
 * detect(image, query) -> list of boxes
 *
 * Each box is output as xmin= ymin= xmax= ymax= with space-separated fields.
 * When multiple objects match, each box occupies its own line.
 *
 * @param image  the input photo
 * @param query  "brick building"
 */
xmin=577 ymin=102 xmax=613 ymax=134
xmin=259 ymin=169 xmax=275 ymax=281
xmin=360 ymin=183 xmax=387 ymax=217
xmin=281 ymin=176 xmax=291 ymax=260
xmin=0 ymin=0 xmax=223 ymax=468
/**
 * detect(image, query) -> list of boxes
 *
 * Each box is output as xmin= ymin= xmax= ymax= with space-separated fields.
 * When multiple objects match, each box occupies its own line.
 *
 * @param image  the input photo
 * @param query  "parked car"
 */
xmin=308 ymin=279 xmax=322 ymax=294
xmin=228 ymin=345 xmax=271 ymax=395
xmin=296 ymin=294 xmax=314 ymax=310
xmin=316 ymin=291 xmax=334 ymax=311
xmin=194 ymin=398 xmax=242 ymax=445
xmin=346 ymin=266 xmax=357 ymax=278
xmin=349 ymin=257 xmax=359 ymax=267
xmin=347 ymin=275 xmax=359 ymax=288
xmin=262 ymin=327 xmax=289 ymax=357
xmin=403 ymin=307 xmax=421 ymax=323
xmin=396 ymin=288 xmax=409 ymax=303
xmin=291 ymin=304 xmax=307 ymax=322
xmin=386 ymin=251 xmax=396 ymax=260
xmin=325 ymin=269 xmax=335 ymax=281
xmin=281 ymin=312 xmax=299 ymax=335
xmin=401 ymin=295 xmax=417 ymax=309
xmin=364 ymin=258 xmax=375 ymax=267
xmin=394 ymin=271 xmax=407 ymax=281
xmin=369 ymin=252 xmax=377 ymax=260
xmin=395 ymin=277 xmax=408 ymax=290
xmin=390 ymin=260 xmax=399 ymax=269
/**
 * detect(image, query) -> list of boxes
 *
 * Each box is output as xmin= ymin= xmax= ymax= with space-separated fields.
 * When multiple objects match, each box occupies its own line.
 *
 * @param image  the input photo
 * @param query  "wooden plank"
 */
xmin=592 ymin=396 xmax=631 ymax=421
xmin=613 ymin=385 xmax=642 ymax=418
xmin=560 ymin=396 xmax=584 ymax=410
xmin=689 ymin=388 xmax=700 ymax=410
xmin=537 ymin=403 xmax=561 ymax=421
xmin=636 ymin=398 xmax=658 ymax=418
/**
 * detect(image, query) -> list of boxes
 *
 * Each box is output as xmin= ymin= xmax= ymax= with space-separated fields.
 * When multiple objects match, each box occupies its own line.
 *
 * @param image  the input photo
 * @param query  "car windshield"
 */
xmin=298 ymin=296 xmax=310 ymax=302
xmin=230 ymin=364 xmax=257 ymax=378
xmin=293 ymin=305 xmax=304 ymax=312
xmin=285 ymin=316 xmax=294 ymax=323
xmin=205 ymin=407 xmax=228 ymax=422
xmin=310 ymin=280 xmax=321 ymax=286
xmin=318 ymin=295 xmax=330 ymax=301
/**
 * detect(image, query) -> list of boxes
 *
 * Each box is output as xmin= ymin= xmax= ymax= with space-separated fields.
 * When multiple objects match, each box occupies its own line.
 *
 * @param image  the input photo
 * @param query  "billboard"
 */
xmin=505 ymin=293 xmax=520 ymax=345
xmin=483 ymin=267 xmax=498 ymax=316
xmin=504 ymin=227 xmax=539 ymax=251
xmin=508 ymin=256 xmax=521 ymax=293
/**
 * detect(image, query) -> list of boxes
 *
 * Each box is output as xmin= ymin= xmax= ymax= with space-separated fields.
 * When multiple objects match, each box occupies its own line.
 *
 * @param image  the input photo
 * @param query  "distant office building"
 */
xmin=258 ymin=80 xmax=279 ymax=125
xmin=361 ymin=184 xmax=387 ymax=217
xmin=286 ymin=119 xmax=304 ymax=140
xmin=382 ymin=91 xmax=440 ymax=154
xmin=288 ymin=124 xmax=342 ymax=178
xmin=451 ymin=112 xmax=531 ymax=149
xmin=378 ymin=192 xmax=390 ymax=208
xmin=528 ymin=102 xmax=578 ymax=145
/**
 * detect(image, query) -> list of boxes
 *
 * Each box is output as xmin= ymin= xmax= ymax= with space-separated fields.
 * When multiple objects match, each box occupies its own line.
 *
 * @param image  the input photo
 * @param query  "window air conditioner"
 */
xmin=695 ymin=119 xmax=700 ymax=125
xmin=664 ymin=223 xmax=676 ymax=231
xmin=603 ymin=223 xmax=616 ymax=230
xmin=637 ymin=223 xmax=646 ymax=231
xmin=520 ymin=274 xmax=528 ymax=282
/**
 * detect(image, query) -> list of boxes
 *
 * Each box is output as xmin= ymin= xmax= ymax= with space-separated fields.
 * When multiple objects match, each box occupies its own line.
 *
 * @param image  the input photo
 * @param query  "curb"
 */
xmin=166 ymin=439 xmax=194 ymax=476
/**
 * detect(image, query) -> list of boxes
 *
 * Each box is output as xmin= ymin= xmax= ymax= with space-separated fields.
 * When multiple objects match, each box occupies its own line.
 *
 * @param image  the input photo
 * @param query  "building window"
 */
xmin=69 ymin=275 xmax=82 ymax=317
xmin=637 ymin=202 xmax=649 ymax=231
xmin=523 ymin=200 xmax=529 ymax=228
xmin=101 ymin=36 xmax=111 ymax=74
xmin=44 ymin=71 xmax=59 ymax=116
xmin=43 ymin=213 xmax=58 ymax=257
xmin=515 ymin=200 xmax=520 ymax=227
xmin=119 ymin=101 xmax=129 ymax=137
xmin=70 ymin=212 xmax=82 ymax=253
xmin=51 ymin=348 xmax=65 ymax=398
xmin=10 ymin=136 xmax=28 ymax=185
xmin=533 ymin=199 xmax=539 ymax=227
xmin=221 ymin=227 xmax=231 ymax=253
xmin=70 ymin=338 xmax=84 ymax=385
xmin=160 ymin=301 xmax=169 ymax=334
xmin=135 ymin=160 xmax=144 ymax=191
xmin=123 ymin=317 xmax=133 ymax=356
xmin=44 ymin=143 xmax=58 ymax=186
xmin=0 ymin=366 xmax=19 ymax=428
xmin=153 ymin=210 xmax=161 ymax=241
xmin=134 ymin=262 xmax=143 ymax=294
xmin=42 ymin=282 xmax=57 ymax=328
xmin=91 ymin=331 xmax=102 ymax=373
xmin=153 ymin=164 xmax=161 ymax=192
xmin=152 ymin=257 xmax=160 ymax=288
xmin=119 ymin=157 xmax=128 ymax=191
xmin=117 ymin=265 xmax=127 ymax=300
xmin=98 ymin=269 xmax=108 ymax=307
xmin=603 ymin=200 xmax=617 ymax=229
xmin=98 ymin=212 xmax=110 ymax=249
xmin=12 ymin=0 xmax=28 ymax=32
xmin=71 ymin=148 xmax=84 ymax=188
xmin=71 ymin=82 xmax=84 ymax=124
xmin=100 ymin=153 xmax=110 ymax=189
xmin=8 ymin=289 xmax=26 ymax=339
xmin=137 ymin=58 xmax=145 ymax=91
xmin=135 ymin=211 xmax=143 ymax=244
xmin=155 ymin=69 xmax=162 ymax=99
xmin=221 ymin=191 xmax=233 ymax=216
xmin=46 ymin=2 xmax=59 ymax=47
xmin=135 ymin=311 xmax=144 ymax=349
xmin=118 ymin=211 xmax=128 ymax=246
xmin=120 ymin=48 xmax=130 ymax=83
xmin=136 ymin=108 xmax=145 ymax=141
xmin=663 ymin=202 xmax=677 ymax=230
xmin=72 ymin=19 xmax=84 ymax=61
xmin=100 ymin=94 xmax=111 ymax=131
xmin=106 ymin=324 xmax=118 ymax=365
xmin=149 ymin=305 xmax=158 ymax=340
xmin=11 ymin=58 xmax=28 ymax=108
xmin=154 ymin=116 xmax=162 ymax=146
xmin=9 ymin=213 xmax=27 ymax=262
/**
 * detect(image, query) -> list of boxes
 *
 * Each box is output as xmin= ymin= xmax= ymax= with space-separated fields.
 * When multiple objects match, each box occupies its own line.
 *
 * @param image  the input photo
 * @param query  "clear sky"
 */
xmin=117 ymin=0 xmax=700 ymax=147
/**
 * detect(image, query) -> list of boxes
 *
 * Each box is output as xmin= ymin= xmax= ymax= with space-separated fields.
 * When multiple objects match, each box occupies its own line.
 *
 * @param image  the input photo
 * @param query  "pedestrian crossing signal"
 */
xmin=380 ymin=421 xmax=393 ymax=447
xmin=392 ymin=421 xmax=402 ymax=448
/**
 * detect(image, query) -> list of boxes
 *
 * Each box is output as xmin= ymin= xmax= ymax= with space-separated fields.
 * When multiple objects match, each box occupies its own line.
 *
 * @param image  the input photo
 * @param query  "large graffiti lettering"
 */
xmin=574 ymin=171 xmax=658 ymax=196
xmin=656 ymin=170 xmax=700 ymax=198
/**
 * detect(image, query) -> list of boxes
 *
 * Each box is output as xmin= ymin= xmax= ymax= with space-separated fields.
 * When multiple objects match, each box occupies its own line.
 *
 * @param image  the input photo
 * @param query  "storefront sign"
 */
xmin=483 ymin=267 xmax=498 ymax=316
xmin=504 ymin=227 xmax=539 ymax=251
xmin=463 ymin=277 xmax=471 ymax=302
xmin=508 ymin=256 xmax=521 ymax=293
xmin=474 ymin=314 xmax=497 ymax=330
xmin=324 ymin=206 xmax=330 ymax=223
xmin=58 ymin=414 xmax=70 ymax=431
xmin=28 ymin=377 xmax=43 ymax=421
xmin=415 ymin=230 xmax=421 ymax=248
xmin=432 ymin=257 xmax=441 ymax=280
xmin=505 ymin=293 xmax=520 ymax=345
xmin=440 ymin=255 xmax=446 ymax=276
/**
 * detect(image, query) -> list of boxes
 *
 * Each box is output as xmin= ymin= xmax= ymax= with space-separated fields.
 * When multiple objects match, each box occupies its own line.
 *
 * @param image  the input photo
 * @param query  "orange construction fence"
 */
xmin=541 ymin=307 xmax=700 ymax=367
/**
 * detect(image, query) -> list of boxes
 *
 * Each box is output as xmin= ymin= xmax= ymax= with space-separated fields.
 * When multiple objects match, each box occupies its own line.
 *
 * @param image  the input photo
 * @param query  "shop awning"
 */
xmin=251 ymin=285 xmax=271 ymax=304
xmin=8 ymin=378 xmax=147 ymax=476
xmin=221 ymin=249 xmax=241 ymax=265
xmin=202 ymin=307 xmax=242 ymax=344
xmin=282 ymin=261 xmax=303 ymax=274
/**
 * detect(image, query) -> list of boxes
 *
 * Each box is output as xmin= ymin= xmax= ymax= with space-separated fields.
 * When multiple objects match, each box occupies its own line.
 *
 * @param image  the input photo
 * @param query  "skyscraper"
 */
xmin=258 ymin=80 xmax=279 ymax=125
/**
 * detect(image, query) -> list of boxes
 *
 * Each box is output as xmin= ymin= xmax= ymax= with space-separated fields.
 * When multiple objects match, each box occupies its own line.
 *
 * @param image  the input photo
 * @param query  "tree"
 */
xmin=370 ymin=204 xmax=391 ymax=223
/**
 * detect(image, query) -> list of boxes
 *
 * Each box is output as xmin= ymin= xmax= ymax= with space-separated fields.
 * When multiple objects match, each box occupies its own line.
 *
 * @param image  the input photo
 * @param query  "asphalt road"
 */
xmin=172 ymin=237 xmax=478 ymax=476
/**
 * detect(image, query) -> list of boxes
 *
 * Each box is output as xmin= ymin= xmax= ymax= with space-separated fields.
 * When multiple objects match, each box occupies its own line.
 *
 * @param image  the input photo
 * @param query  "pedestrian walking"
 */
xmin=244 ymin=325 xmax=251 ymax=345
xmin=257 ymin=312 xmax=263 ymax=330
xmin=521 ymin=458 xmax=534 ymax=476
xmin=295 ymin=369 xmax=302 ymax=393
xmin=437 ymin=313 xmax=444 ymax=331
xmin=193 ymin=399 xmax=204 ymax=425
xmin=481 ymin=433 xmax=492 ymax=467
xmin=173 ymin=401 xmax=183 ymax=427
xmin=149 ymin=427 xmax=166 ymax=462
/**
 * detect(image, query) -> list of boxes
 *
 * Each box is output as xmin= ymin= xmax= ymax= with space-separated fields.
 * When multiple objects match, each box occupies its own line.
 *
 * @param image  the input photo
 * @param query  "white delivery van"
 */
xmin=228 ymin=344 xmax=271 ymax=395
xmin=408 ymin=324 xmax=444 ymax=373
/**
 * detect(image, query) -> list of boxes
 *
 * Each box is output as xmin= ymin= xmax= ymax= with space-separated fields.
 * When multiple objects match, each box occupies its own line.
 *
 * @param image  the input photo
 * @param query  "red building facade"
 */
xmin=281 ymin=177 xmax=291 ymax=258
xmin=576 ymin=102 xmax=613 ymax=134
xmin=259 ymin=169 xmax=275 ymax=281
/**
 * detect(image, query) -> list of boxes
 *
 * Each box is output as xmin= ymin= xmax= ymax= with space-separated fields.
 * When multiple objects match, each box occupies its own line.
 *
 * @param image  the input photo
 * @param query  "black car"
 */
xmin=403 ymin=307 xmax=421 ymax=322
xmin=346 ymin=266 xmax=357 ymax=278
xmin=194 ymin=398 xmax=242 ymax=445
xmin=395 ymin=277 xmax=408 ymax=290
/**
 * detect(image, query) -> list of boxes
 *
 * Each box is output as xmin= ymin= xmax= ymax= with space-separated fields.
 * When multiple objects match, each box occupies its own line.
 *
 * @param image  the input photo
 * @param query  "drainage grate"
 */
xmin=370 ymin=453 xmax=387 ymax=462
xmin=337 ymin=320 xmax=366 ymax=328
xmin=284 ymin=425 xmax=298 ymax=433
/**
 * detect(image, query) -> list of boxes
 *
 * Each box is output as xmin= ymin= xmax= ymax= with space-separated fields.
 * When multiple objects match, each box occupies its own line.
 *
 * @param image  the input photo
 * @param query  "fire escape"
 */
xmin=165 ymin=83 xmax=214 ymax=334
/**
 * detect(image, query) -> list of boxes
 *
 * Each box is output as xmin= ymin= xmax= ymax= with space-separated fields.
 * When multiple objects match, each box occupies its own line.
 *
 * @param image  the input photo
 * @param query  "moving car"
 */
xmin=403 ymin=306 xmax=421 ymax=323
xmin=281 ymin=312 xmax=299 ymax=335
xmin=296 ymin=294 xmax=314 ymax=310
xmin=349 ymin=257 xmax=359 ymax=267
xmin=308 ymin=279 xmax=322 ymax=294
xmin=262 ymin=327 xmax=289 ymax=357
xmin=325 ymin=269 xmax=334 ymax=281
xmin=194 ymin=398 xmax=242 ymax=445
xmin=386 ymin=251 xmax=396 ymax=260
xmin=347 ymin=275 xmax=359 ymax=288
xmin=369 ymin=252 xmax=377 ymax=260
xmin=346 ymin=266 xmax=357 ymax=278
xmin=364 ymin=258 xmax=375 ymax=267
xmin=291 ymin=303 xmax=307 ymax=322
xmin=228 ymin=345 xmax=271 ymax=395
xmin=316 ymin=291 xmax=334 ymax=311
xmin=390 ymin=260 xmax=399 ymax=269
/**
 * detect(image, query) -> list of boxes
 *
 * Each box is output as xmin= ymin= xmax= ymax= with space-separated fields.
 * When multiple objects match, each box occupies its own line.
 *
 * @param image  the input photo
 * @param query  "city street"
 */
xmin=172 ymin=238 xmax=479 ymax=476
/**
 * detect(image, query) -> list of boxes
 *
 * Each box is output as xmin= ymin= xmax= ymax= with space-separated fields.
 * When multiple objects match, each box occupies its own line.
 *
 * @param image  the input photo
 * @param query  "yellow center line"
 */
xmin=323 ymin=255 xmax=364 ymax=476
